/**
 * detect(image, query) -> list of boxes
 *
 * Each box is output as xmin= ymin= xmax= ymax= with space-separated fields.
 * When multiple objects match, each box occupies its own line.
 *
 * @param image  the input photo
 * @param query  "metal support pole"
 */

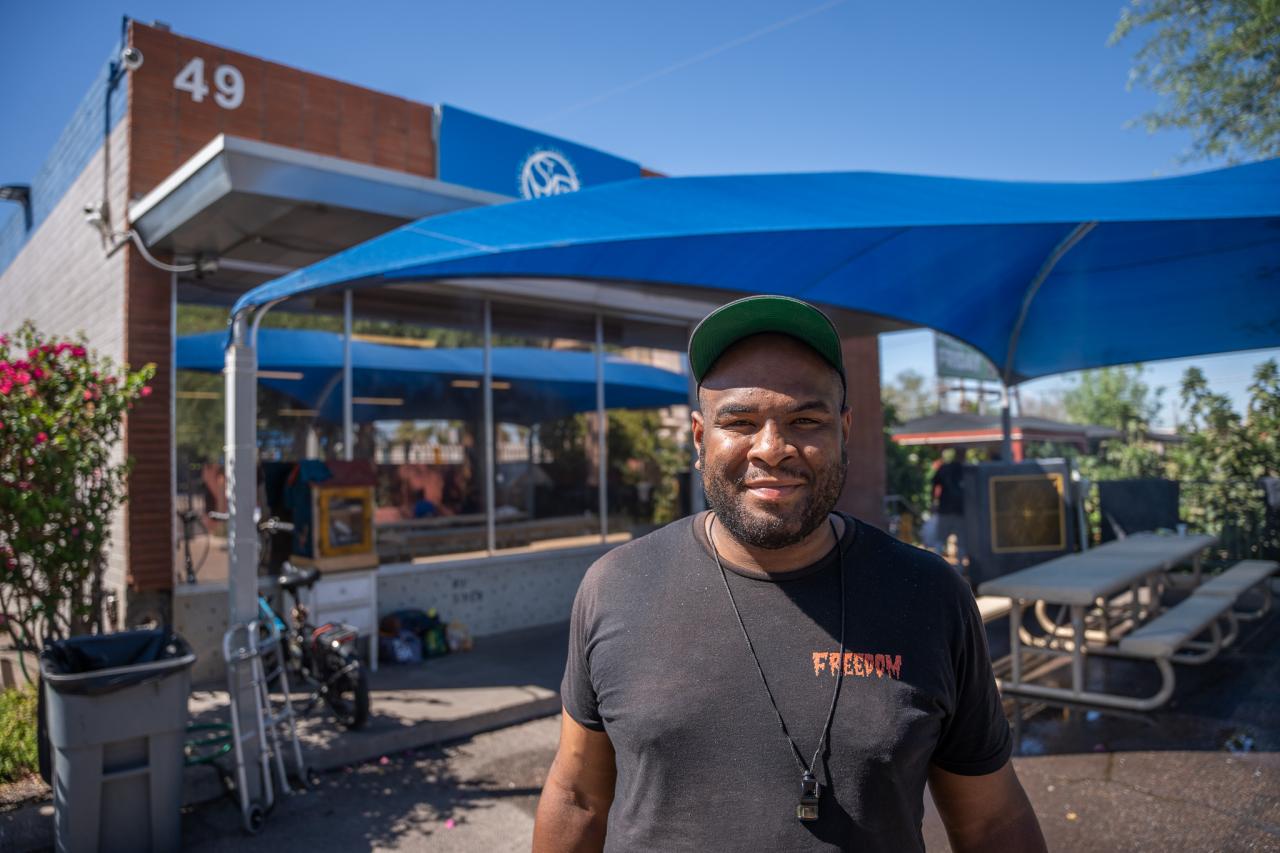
xmin=1009 ymin=598 xmax=1023 ymax=687
xmin=1070 ymin=604 xmax=1086 ymax=694
xmin=483 ymin=300 xmax=496 ymax=554
xmin=224 ymin=313 xmax=262 ymax=802
xmin=1000 ymin=383 xmax=1013 ymax=463
xmin=596 ymin=313 xmax=608 ymax=542
xmin=342 ymin=290 xmax=354 ymax=461
xmin=169 ymin=272 xmax=178 ymax=595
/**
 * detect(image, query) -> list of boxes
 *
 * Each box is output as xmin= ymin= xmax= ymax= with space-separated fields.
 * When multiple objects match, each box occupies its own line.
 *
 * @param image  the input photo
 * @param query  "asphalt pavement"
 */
xmin=179 ymin=713 xmax=1279 ymax=852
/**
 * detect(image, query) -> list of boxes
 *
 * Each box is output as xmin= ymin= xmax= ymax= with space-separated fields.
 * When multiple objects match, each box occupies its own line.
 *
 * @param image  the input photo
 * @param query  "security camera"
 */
xmin=119 ymin=46 xmax=144 ymax=72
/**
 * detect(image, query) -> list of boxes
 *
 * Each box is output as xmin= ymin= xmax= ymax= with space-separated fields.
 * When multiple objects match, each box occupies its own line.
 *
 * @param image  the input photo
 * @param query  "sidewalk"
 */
xmin=185 ymin=621 xmax=568 ymax=796
xmin=0 ymin=622 xmax=569 ymax=852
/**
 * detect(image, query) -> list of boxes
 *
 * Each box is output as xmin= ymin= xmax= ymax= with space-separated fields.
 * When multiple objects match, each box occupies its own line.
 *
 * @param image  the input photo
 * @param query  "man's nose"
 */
xmin=748 ymin=420 xmax=794 ymax=468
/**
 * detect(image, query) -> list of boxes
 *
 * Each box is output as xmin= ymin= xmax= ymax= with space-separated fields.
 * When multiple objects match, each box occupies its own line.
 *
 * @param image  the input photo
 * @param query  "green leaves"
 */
xmin=1111 ymin=0 xmax=1280 ymax=163
xmin=0 ymin=322 xmax=155 ymax=644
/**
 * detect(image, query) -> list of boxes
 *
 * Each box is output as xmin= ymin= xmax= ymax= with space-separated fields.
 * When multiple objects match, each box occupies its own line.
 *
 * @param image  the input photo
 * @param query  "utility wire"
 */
xmin=539 ymin=0 xmax=847 ymax=123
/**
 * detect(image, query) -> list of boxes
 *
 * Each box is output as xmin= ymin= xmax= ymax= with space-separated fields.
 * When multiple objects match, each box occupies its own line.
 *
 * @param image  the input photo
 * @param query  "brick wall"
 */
xmin=126 ymin=22 xmax=436 ymax=202
xmin=0 ymin=121 xmax=133 ymax=610
xmin=122 ymin=250 xmax=172 ymax=593
xmin=838 ymin=335 xmax=887 ymax=528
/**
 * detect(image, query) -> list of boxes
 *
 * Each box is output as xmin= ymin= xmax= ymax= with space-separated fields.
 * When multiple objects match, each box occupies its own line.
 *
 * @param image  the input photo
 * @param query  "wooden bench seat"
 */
xmin=1117 ymin=593 xmax=1235 ymax=661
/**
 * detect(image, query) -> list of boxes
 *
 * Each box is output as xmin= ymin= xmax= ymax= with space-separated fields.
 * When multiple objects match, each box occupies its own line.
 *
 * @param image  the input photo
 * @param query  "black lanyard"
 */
xmin=709 ymin=515 xmax=846 ymax=822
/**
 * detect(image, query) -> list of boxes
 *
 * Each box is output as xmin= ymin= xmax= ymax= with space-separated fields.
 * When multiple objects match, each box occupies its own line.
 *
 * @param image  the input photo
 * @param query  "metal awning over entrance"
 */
xmin=128 ymin=134 xmax=508 ymax=294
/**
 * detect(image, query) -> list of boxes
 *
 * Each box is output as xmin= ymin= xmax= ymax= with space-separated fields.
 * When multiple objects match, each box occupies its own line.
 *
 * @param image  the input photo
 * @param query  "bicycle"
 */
xmin=210 ymin=512 xmax=371 ymax=729
xmin=176 ymin=507 xmax=210 ymax=584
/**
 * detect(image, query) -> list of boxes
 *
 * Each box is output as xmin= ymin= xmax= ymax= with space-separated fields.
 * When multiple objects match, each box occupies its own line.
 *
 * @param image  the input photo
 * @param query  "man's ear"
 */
xmin=691 ymin=410 xmax=704 ymax=471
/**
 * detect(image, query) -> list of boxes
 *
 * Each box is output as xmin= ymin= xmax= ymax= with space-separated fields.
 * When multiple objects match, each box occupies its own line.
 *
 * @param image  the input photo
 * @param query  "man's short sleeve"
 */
xmin=561 ymin=570 xmax=606 ymax=731
xmin=931 ymin=593 xmax=1012 ymax=776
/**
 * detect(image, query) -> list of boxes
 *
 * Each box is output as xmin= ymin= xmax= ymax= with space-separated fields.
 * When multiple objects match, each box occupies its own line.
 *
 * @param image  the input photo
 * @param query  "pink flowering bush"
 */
xmin=0 ymin=322 xmax=154 ymax=647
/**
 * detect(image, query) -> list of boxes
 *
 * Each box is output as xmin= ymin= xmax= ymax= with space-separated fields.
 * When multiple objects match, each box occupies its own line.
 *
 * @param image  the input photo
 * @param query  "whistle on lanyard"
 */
xmin=796 ymin=772 xmax=821 ymax=822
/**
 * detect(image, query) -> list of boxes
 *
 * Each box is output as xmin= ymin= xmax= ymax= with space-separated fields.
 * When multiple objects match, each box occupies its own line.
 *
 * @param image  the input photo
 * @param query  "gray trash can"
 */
xmin=40 ymin=630 xmax=196 ymax=853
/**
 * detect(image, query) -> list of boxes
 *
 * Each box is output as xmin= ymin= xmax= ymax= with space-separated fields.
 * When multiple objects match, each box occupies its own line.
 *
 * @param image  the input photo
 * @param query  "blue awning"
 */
xmin=178 ymin=329 xmax=687 ymax=423
xmin=232 ymin=161 xmax=1280 ymax=384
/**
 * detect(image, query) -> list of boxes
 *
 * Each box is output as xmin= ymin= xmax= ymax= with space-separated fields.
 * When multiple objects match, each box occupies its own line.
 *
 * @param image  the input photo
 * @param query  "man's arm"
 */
xmin=532 ymin=709 xmax=617 ymax=853
xmin=928 ymin=761 xmax=1046 ymax=853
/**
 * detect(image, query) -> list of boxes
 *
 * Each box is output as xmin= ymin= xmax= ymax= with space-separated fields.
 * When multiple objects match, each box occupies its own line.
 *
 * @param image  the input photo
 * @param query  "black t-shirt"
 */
xmin=562 ymin=512 xmax=1010 ymax=852
xmin=932 ymin=462 xmax=965 ymax=515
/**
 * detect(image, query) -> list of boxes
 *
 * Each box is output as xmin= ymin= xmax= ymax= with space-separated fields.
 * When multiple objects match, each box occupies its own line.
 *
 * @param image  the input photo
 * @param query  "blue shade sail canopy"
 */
xmin=178 ymin=329 xmax=688 ymax=424
xmin=231 ymin=161 xmax=1280 ymax=384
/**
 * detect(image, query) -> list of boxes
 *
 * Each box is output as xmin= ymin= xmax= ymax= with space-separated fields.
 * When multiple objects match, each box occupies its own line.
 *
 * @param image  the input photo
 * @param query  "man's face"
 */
xmin=693 ymin=334 xmax=851 ymax=550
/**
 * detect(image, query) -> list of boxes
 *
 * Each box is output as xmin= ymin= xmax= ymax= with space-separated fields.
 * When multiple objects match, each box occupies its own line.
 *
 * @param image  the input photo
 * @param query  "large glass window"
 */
xmin=345 ymin=291 xmax=488 ymax=562
xmin=489 ymin=303 xmax=605 ymax=550
xmin=174 ymin=285 xmax=697 ymax=579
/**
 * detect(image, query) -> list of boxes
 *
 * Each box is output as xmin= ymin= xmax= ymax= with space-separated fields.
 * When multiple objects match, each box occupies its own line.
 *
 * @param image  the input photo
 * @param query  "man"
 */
xmin=931 ymin=450 xmax=967 ymax=566
xmin=533 ymin=296 xmax=1045 ymax=852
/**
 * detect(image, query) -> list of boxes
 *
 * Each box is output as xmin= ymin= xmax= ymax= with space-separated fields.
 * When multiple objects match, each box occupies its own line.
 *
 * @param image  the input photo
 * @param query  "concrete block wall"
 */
xmin=0 ymin=121 xmax=133 ymax=615
xmin=175 ymin=544 xmax=608 ymax=686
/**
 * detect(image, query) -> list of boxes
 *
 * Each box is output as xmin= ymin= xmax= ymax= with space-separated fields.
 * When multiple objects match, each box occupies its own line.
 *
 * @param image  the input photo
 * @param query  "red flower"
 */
xmin=140 ymin=385 xmax=153 ymax=397
xmin=13 ymin=370 xmax=30 ymax=385
xmin=84 ymin=389 xmax=94 ymax=401
xmin=32 ymin=367 xmax=44 ymax=380
xmin=0 ymin=381 xmax=10 ymax=395
xmin=27 ymin=348 xmax=39 ymax=359
xmin=70 ymin=346 xmax=86 ymax=359
xmin=35 ymin=432 xmax=47 ymax=444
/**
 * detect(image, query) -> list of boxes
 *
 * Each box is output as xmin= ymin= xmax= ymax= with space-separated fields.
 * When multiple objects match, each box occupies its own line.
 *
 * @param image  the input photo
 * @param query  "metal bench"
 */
xmin=1099 ymin=593 xmax=1239 ymax=710
xmin=1194 ymin=560 xmax=1277 ymax=620
xmin=976 ymin=595 xmax=1012 ymax=624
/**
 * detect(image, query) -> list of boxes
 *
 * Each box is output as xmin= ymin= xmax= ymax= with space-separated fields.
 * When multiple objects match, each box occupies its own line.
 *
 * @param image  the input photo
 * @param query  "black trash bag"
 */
xmin=39 ymin=628 xmax=195 ymax=696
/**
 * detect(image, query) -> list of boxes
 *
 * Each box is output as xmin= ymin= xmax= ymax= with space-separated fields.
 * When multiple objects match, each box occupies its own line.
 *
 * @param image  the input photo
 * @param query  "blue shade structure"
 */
xmin=232 ymin=160 xmax=1280 ymax=385
xmin=178 ymin=329 xmax=688 ymax=424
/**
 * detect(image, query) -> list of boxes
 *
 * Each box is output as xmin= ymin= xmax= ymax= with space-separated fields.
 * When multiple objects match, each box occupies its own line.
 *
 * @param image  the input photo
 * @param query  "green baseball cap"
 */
xmin=688 ymin=294 xmax=845 ymax=388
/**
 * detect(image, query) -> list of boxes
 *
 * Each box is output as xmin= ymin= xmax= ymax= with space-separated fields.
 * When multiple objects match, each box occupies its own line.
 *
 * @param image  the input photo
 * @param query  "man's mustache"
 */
xmin=735 ymin=467 xmax=812 ymax=487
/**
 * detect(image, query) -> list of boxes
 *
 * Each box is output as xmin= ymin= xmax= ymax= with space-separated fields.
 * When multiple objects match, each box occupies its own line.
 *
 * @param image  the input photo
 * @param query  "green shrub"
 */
xmin=0 ymin=683 xmax=38 ymax=783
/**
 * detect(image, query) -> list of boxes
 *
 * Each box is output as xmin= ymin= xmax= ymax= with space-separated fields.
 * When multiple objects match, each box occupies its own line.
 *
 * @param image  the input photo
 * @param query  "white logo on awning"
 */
xmin=520 ymin=150 xmax=580 ymax=199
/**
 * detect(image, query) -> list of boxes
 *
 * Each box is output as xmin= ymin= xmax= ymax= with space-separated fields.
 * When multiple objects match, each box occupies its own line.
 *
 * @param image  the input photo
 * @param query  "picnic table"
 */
xmin=978 ymin=533 xmax=1217 ymax=710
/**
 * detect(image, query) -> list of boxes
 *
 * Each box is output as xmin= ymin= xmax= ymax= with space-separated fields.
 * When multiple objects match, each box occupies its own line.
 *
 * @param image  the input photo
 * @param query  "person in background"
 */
xmin=931 ymin=449 xmax=967 ymax=567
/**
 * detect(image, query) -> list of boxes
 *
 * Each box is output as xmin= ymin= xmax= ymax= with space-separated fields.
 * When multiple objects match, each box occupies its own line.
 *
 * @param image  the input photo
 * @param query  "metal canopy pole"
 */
xmin=224 ymin=312 xmax=262 ymax=802
xmin=1000 ymin=383 xmax=1014 ymax=463
xmin=1001 ymin=220 xmax=1098 ymax=462
xmin=342 ymin=290 xmax=354 ymax=461
xmin=483 ymin=300 xmax=496 ymax=554
xmin=596 ymin=313 xmax=608 ymax=542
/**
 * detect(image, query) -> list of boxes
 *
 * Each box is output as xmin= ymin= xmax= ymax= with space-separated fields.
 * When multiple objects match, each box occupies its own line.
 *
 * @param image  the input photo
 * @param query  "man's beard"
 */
xmin=701 ymin=447 xmax=847 ymax=550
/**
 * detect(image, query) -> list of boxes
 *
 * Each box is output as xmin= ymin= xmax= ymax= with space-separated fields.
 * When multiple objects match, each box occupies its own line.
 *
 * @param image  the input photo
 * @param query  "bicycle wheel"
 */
xmin=323 ymin=652 xmax=370 ymax=730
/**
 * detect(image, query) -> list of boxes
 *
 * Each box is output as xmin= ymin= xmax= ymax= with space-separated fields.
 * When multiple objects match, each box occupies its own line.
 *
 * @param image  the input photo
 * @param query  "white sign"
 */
xmin=519 ymin=149 xmax=580 ymax=199
xmin=173 ymin=57 xmax=244 ymax=110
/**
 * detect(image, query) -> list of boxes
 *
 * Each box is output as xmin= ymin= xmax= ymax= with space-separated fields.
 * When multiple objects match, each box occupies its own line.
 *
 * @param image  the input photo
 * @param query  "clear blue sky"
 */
xmin=2 ymin=0 xmax=1273 ymax=424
